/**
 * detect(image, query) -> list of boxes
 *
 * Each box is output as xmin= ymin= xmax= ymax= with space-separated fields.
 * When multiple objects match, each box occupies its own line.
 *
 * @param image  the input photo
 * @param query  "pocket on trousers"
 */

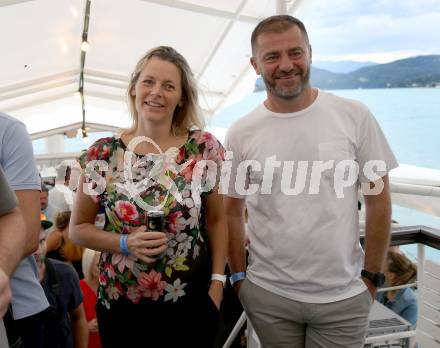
xmin=237 ymin=278 xmax=247 ymax=301
xmin=363 ymin=289 xmax=374 ymax=306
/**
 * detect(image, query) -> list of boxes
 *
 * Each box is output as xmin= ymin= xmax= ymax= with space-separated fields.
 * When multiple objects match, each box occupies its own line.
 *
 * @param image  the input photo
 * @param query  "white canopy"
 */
xmin=3 ymin=1 xmax=439 ymax=221
xmin=0 ymin=0 xmax=303 ymax=136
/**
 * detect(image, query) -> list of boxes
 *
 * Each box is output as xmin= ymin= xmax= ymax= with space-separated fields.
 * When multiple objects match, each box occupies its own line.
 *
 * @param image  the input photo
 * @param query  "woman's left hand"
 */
xmin=208 ymin=280 xmax=223 ymax=310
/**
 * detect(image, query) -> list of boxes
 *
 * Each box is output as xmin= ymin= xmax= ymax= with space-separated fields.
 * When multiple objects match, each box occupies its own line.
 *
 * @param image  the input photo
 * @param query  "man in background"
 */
xmin=35 ymin=221 xmax=88 ymax=348
xmin=0 ymin=167 xmax=27 ymax=348
xmin=0 ymin=112 xmax=49 ymax=348
xmin=47 ymin=161 xmax=75 ymax=221
xmin=40 ymin=184 xmax=53 ymax=221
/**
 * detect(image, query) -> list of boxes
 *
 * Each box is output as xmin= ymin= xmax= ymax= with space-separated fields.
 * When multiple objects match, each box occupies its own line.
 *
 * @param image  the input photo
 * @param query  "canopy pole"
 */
xmin=276 ymin=0 xmax=287 ymax=14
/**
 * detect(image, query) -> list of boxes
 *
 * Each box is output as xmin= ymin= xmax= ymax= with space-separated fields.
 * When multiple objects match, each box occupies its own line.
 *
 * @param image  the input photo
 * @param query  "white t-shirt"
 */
xmin=48 ymin=184 xmax=74 ymax=220
xmin=224 ymin=90 xmax=398 ymax=303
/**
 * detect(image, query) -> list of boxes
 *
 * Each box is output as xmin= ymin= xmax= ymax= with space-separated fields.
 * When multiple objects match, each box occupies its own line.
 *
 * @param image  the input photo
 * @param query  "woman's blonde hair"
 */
xmin=124 ymin=46 xmax=204 ymax=136
xmin=387 ymin=250 xmax=417 ymax=286
xmin=55 ymin=211 xmax=71 ymax=231
xmin=82 ymin=248 xmax=100 ymax=280
xmin=55 ymin=211 xmax=84 ymax=261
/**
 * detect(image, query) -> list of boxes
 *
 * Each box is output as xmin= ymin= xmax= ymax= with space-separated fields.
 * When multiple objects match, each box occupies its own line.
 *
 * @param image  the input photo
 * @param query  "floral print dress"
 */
xmin=80 ymin=130 xmax=225 ymax=308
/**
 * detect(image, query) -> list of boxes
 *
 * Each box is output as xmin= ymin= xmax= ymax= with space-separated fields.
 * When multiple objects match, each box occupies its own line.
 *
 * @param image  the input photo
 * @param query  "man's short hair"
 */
xmin=251 ymin=15 xmax=310 ymax=55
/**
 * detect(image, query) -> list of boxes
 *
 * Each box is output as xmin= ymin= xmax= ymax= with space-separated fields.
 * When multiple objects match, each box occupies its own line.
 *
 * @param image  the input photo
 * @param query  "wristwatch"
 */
xmin=361 ymin=269 xmax=386 ymax=287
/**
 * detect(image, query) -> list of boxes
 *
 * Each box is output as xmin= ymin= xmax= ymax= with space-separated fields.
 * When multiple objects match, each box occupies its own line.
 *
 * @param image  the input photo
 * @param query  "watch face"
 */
xmin=362 ymin=270 xmax=386 ymax=287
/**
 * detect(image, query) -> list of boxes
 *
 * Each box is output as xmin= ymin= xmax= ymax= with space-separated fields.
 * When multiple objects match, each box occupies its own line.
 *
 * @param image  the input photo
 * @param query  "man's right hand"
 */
xmin=127 ymin=226 xmax=168 ymax=263
xmin=0 ymin=267 xmax=12 ymax=318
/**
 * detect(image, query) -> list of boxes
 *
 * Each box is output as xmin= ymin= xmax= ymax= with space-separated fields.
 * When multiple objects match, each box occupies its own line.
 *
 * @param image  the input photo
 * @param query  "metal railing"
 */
xmin=223 ymin=225 xmax=440 ymax=348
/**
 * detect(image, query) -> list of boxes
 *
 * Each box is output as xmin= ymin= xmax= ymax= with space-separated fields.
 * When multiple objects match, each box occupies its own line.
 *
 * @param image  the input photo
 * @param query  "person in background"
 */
xmin=35 ymin=221 xmax=88 ymax=348
xmin=46 ymin=211 xmax=84 ymax=279
xmin=40 ymin=184 xmax=53 ymax=221
xmin=0 ymin=112 xmax=49 ymax=348
xmin=80 ymin=249 xmax=102 ymax=348
xmin=377 ymin=250 xmax=418 ymax=327
xmin=70 ymin=46 xmax=228 ymax=347
xmin=0 ymin=167 xmax=27 ymax=348
xmin=225 ymin=15 xmax=397 ymax=347
xmin=48 ymin=161 xmax=75 ymax=221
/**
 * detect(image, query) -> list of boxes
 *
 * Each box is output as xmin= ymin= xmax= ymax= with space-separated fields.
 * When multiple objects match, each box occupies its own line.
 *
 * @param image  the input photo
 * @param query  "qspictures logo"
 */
xmin=67 ymin=136 xmax=387 ymax=211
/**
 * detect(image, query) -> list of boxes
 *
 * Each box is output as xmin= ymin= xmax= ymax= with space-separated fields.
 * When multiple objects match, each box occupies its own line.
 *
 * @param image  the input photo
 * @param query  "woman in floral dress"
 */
xmin=70 ymin=46 xmax=228 ymax=347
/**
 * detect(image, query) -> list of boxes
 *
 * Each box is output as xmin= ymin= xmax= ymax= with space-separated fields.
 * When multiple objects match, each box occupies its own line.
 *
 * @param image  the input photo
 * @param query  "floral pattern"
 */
xmin=80 ymin=131 xmax=225 ymax=308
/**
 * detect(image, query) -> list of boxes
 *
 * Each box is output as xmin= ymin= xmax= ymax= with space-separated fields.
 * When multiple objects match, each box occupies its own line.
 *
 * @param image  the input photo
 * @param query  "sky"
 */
xmin=295 ymin=0 xmax=440 ymax=63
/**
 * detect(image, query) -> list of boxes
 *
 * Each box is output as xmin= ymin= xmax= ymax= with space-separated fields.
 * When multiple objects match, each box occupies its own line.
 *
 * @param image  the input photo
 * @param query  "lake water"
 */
xmin=212 ymin=87 xmax=440 ymax=262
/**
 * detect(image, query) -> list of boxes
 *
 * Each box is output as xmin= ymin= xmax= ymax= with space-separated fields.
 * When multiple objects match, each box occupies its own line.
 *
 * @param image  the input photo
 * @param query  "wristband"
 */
xmin=119 ymin=234 xmax=130 ymax=256
xmin=211 ymin=274 xmax=227 ymax=286
xmin=229 ymin=272 xmax=246 ymax=286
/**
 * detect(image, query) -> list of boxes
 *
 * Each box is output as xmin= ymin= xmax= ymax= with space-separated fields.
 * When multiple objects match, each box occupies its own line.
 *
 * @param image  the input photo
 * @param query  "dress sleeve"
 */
xmin=223 ymin=127 xmax=247 ymax=199
xmin=197 ymin=131 xmax=225 ymax=196
xmin=79 ymin=137 xmax=114 ymax=203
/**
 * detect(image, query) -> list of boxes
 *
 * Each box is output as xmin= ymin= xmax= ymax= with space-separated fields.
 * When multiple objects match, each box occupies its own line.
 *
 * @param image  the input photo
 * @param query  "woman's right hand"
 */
xmin=126 ymin=226 xmax=168 ymax=263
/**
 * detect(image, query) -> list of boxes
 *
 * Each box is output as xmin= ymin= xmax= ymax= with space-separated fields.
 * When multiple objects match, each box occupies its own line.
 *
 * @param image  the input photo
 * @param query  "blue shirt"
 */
xmin=377 ymin=287 xmax=418 ymax=327
xmin=42 ymin=259 xmax=84 ymax=348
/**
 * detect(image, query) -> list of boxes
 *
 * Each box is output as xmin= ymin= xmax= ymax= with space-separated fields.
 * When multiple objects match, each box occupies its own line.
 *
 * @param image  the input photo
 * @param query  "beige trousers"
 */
xmin=239 ymin=279 xmax=373 ymax=348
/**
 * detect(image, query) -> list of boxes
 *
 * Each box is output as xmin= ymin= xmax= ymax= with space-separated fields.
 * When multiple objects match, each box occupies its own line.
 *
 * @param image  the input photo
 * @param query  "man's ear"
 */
xmin=250 ymin=57 xmax=260 ymax=75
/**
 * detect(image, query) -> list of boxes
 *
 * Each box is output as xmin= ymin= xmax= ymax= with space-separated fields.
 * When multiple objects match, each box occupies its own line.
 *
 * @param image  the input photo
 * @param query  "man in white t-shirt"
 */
xmin=224 ymin=15 xmax=398 ymax=347
xmin=47 ymin=161 xmax=75 ymax=221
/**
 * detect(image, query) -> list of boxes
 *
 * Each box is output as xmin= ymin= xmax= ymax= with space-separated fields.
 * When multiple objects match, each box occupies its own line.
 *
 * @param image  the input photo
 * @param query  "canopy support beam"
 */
xmin=141 ymin=0 xmax=259 ymax=24
xmin=276 ymin=0 xmax=287 ymax=14
xmin=196 ymin=0 xmax=250 ymax=79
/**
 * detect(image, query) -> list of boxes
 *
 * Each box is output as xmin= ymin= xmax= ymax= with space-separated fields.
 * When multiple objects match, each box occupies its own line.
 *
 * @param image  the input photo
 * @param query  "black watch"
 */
xmin=361 ymin=269 xmax=385 ymax=287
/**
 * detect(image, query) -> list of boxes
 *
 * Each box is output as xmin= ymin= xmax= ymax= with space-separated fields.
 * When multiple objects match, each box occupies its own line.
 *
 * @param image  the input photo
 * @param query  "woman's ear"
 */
xmin=178 ymin=101 xmax=183 ymax=107
xmin=130 ymin=88 xmax=136 ymax=97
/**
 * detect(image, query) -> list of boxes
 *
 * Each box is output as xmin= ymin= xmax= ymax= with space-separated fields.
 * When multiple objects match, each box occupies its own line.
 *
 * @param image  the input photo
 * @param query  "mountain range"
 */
xmin=312 ymin=60 xmax=377 ymax=74
xmin=310 ymin=55 xmax=440 ymax=89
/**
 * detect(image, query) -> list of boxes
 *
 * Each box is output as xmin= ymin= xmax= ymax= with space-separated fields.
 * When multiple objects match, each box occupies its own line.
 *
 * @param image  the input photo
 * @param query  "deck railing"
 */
xmin=223 ymin=225 xmax=440 ymax=348
xmin=350 ymin=226 xmax=440 ymax=347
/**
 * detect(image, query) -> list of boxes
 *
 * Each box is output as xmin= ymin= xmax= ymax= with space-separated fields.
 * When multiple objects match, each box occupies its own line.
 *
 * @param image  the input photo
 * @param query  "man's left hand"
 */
xmin=362 ymin=277 xmax=377 ymax=301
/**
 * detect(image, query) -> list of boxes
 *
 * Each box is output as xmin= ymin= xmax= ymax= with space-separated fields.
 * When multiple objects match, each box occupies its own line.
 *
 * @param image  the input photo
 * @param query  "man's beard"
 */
xmin=262 ymin=67 xmax=310 ymax=100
